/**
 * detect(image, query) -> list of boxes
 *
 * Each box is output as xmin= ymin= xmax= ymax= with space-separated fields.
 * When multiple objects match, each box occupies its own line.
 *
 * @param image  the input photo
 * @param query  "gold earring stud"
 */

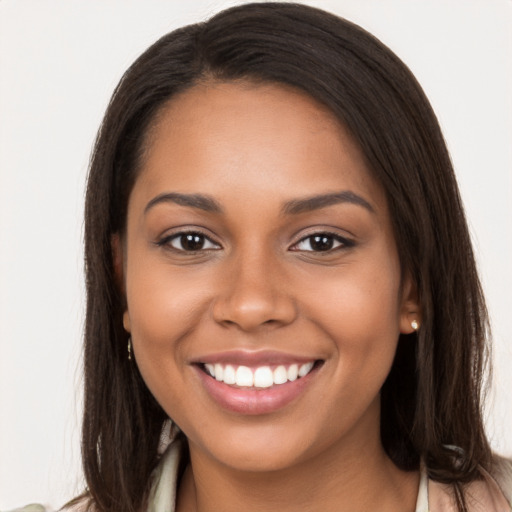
xmin=411 ymin=320 xmax=419 ymax=331
xmin=127 ymin=337 xmax=132 ymax=360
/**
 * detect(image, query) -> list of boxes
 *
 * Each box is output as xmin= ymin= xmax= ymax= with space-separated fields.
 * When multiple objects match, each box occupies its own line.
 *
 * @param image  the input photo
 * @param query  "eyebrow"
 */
xmin=282 ymin=191 xmax=375 ymax=215
xmin=144 ymin=190 xmax=374 ymax=216
xmin=144 ymin=192 xmax=223 ymax=214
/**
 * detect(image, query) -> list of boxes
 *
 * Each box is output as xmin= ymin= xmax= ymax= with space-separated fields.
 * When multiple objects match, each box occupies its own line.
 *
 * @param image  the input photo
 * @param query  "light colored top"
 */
xmin=7 ymin=442 xmax=512 ymax=512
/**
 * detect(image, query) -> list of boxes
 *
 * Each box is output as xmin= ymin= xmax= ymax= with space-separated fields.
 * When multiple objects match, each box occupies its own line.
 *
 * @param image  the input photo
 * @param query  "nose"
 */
xmin=212 ymin=251 xmax=297 ymax=332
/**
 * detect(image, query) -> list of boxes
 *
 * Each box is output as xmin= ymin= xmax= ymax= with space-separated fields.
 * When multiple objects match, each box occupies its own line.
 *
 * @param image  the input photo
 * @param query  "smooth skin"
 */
xmin=118 ymin=81 xmax=421 ymax=512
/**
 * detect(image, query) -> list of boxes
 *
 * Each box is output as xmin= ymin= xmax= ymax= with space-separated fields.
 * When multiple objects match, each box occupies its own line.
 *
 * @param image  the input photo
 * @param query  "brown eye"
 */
xmin=309 ymin=235 xmax=335 ymax=251
xmin=292 ymin=233 xmax=353 ymax=252
xmin=181 ymin=234 xmax=205 ymax=251
xmin=162 ymin=232 xmax=221 ymax=252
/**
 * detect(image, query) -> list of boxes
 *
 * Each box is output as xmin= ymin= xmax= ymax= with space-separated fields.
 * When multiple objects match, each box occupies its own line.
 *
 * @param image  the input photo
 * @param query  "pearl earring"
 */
xmin=127 ymin=337 xmax=132 ymax=360
xmin=411 ymin=319 xmax=419 ymax=331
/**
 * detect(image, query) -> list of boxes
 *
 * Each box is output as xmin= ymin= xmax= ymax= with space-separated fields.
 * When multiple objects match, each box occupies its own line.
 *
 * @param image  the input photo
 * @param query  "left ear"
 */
xmin=399 ymin=274 xmax=421 ymax=334
xmin=111 ymin=233 xmax=131 ymax=333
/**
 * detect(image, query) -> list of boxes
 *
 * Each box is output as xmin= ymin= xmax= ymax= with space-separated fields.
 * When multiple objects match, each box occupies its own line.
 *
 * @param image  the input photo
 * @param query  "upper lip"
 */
xmin=191 ymin=350 xmax=321 ymax=367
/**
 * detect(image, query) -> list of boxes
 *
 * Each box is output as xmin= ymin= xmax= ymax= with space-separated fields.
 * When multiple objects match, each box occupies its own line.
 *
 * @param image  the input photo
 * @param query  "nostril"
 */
xmin=211 ymin=288 xmax=298 ymax=331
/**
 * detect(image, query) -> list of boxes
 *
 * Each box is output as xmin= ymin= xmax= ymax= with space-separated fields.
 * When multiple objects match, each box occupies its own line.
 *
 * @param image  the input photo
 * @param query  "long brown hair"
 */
xmin=80 ymin=3 xmax=491 ymax=511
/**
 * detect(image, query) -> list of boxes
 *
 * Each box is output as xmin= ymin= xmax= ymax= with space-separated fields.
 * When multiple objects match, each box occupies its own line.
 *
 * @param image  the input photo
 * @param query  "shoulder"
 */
xmin=4 ymin=496 xmax=93 ymax=512
xmin=2 ymin=506 xmax=51 ymax=512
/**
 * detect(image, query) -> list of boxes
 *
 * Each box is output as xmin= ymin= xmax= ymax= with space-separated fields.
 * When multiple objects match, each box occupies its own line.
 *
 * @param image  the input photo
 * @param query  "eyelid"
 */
xmin=156 ymin=228 xmax=222 ymax=252
xmin=289 ymin=230 xmax=355 ymax=252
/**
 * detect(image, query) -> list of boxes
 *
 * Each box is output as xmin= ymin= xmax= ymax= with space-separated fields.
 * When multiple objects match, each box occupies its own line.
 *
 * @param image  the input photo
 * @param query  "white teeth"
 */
xmin=298 ymin=361 xmax=314 ymax=377
xmin=287 ymin=364 xmax=298 ymax=382
xmin=223 ymin=364 xmax=236 ymax=385
xmin=235 ymin=366 xmax=254 ymax=387
xmin=273 ymin=365 xmax=288 ymax=385
xmin=204 ymin=361 xmax=316 ymax=387
xmin=254 ymin=366 xmax=273 ymax=388
xmin=214 ymin=363 xmax=224 ymax=381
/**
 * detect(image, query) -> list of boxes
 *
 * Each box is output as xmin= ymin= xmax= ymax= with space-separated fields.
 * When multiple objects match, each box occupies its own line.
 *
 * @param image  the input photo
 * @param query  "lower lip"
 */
xmin=194 ymin=364 xmax=319 ymax=415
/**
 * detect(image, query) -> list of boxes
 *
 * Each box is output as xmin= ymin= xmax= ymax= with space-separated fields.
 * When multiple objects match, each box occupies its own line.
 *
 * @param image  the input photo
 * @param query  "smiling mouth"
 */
xmin=199 ymin=360 xmax=323 ymax=389
xmin=194 ymin=358 xmax=324 ymax=414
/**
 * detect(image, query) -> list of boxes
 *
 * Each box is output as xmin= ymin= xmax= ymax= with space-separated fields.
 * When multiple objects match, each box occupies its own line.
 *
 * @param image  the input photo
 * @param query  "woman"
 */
xmin=11 ymin=2 xmax=511 ymax=511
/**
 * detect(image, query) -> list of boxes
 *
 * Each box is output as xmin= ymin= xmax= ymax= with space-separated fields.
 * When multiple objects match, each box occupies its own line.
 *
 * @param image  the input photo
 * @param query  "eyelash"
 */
xmin=290 ymin=231 xmax=354 ymax=253
xmin=157 ymin=230 xmax=354 ymax=254
xmin=156 ymin=231 xmax=221 ymax=252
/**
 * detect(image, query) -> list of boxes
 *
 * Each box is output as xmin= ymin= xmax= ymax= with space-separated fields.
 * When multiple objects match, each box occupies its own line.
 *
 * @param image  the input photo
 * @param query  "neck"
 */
xmin=176 ymin=425 xmax=419 ymax=512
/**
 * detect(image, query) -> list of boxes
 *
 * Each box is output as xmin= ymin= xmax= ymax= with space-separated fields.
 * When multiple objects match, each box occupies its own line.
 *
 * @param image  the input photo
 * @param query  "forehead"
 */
xmin=135 ymin=80 xmax=387 ymax=213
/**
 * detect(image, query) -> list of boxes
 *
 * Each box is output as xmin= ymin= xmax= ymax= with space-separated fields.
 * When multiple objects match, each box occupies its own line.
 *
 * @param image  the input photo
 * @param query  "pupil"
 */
xmin=182 ymin=234 xmax=204 ymax=251
xmin=311 ymin=235 xmax=333 ymax=251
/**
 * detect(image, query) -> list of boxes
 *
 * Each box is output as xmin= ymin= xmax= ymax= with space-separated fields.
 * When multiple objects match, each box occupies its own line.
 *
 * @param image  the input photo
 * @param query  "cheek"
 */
xmin=124 ymin=255 xmax=213 ymax=392
xmin=307 ymin=259 xmax=401 ymax=331
xmin=126 ymin=252 xmax=212 ymax=338
xmin=305 ymin=257 xmax=403 ymax=378
xmin=125 ymin=269 xmax=207 ymax=425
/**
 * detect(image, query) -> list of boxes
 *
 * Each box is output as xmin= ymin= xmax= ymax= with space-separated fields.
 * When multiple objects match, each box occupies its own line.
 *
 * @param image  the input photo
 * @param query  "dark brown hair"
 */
xmin=80 ymin=3 xmax=491 ymax=511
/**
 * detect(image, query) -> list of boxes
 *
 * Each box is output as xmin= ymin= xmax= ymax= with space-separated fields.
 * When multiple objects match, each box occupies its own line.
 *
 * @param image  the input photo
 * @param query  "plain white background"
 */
xmin=0 ymin=0 xmax=510 ymax=508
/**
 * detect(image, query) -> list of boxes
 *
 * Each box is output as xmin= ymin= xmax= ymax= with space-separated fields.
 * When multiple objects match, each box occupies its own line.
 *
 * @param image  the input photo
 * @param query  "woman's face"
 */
xmin=120 ymin=81 xmax=418 ymax=472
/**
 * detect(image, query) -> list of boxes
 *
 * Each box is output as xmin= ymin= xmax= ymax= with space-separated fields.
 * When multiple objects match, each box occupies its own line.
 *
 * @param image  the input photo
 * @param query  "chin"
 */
xmin=188 ymin=420 xmax=329 ymax=474
xmin=212 ymin=444 xmax=307 ymax=473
